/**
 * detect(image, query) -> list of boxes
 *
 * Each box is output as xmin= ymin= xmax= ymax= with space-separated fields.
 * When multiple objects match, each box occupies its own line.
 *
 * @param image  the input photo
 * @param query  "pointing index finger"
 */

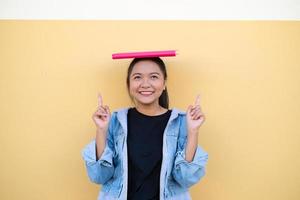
xmin=98 ymin=93 xmax=103 ymax=107
xmin=194 ymin=94 xmax=201 ymax=106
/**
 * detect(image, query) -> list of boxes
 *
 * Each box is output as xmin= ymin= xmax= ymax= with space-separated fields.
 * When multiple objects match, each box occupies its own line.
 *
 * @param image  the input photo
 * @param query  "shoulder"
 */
xmin=109 ymin=107 xmax=131 ymax=124
xmin=172 ymin=107 xmax=186 ymax=115
xmin=171 ymin=107 xmax=187 ymax=120
xmin=107 ymin=107 xmax=130 ymax=135
xmin=111 ymin=107 xmax=131 ymax=117
xmin=170 ymin=108 xmax=189 ymax=137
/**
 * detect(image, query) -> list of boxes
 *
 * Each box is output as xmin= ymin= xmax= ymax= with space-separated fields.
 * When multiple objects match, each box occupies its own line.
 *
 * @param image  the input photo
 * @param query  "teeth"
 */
xmin=140 ymin=92 xmax=153 ymax=95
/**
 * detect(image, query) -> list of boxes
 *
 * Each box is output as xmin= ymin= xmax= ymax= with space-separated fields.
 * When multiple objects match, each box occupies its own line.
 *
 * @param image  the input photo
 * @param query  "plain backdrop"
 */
xmin=0 ymin=21 xmax=299 ymax=200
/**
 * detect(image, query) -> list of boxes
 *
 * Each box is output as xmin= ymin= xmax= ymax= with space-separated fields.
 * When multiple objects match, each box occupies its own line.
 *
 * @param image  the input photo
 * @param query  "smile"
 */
xmin=139 ymin=91 xmax=154 ymax=96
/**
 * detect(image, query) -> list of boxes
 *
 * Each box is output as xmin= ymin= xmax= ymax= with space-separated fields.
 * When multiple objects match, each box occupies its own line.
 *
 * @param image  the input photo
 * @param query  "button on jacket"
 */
xmin=81 ymin=107 xmax=209 ymax=200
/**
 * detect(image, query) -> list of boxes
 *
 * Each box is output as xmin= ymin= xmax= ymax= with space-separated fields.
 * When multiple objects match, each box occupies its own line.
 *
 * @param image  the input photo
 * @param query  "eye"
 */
xmin=133 ymin=76 xmax=141 ymax=80
xmin=151 ymin=75 xmax=159 ymax=79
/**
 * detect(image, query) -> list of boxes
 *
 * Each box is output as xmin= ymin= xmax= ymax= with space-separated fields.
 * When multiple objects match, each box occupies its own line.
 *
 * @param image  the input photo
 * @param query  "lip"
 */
xmin=139 ymin=91 xmax=154 ymax=96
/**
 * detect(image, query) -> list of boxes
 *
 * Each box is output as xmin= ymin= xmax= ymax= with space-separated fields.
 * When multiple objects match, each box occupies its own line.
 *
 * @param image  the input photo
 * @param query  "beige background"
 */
xmin=0 ymin=21 xmax=299 ymax=200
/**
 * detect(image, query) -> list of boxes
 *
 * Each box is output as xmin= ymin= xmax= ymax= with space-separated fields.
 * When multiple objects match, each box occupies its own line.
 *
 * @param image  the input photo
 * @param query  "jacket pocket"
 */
xmin=113 ymin=134 xmax=124 ymax=158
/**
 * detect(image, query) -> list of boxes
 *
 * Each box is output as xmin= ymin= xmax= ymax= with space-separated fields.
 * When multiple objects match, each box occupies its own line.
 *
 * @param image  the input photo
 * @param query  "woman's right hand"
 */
xmin=92 ymin=93 xmax=111 ymax=131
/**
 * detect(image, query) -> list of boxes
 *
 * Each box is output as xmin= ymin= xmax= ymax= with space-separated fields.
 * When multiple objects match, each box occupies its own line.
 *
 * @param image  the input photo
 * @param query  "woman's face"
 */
xmin=129 ymin=60 xmax=166 ymax=107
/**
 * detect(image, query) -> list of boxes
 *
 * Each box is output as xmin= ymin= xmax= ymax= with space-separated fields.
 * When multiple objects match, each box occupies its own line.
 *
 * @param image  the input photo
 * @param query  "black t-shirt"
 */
xmin=127 ymin=107 xmax=172 ymax=200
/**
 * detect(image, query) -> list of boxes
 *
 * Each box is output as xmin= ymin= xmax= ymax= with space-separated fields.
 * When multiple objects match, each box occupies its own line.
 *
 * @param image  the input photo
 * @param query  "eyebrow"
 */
xmin=131 ymin=72 xmax=161 ymax=76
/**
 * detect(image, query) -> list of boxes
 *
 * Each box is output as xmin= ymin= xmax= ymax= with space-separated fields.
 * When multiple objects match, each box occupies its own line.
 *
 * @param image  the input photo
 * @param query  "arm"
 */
xmin=81 ymin=113 xmax=116 ymax=185
xmin=172 ymin=115 xmax=208 ymax=188
xmin=185 ymin=129 xmax=199 ymax=162
xmin=96 ymin=128 xmax=107 ymax=160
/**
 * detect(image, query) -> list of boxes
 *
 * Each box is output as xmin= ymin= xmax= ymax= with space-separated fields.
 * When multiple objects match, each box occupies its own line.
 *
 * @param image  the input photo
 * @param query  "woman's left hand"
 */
xmin=186 ymin=94 xmax=206 ymax=133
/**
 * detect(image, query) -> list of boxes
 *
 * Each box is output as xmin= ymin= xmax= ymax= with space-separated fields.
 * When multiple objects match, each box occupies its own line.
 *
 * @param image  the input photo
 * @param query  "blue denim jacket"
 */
xmin=81 ymin=107 xmax=208 ymax=200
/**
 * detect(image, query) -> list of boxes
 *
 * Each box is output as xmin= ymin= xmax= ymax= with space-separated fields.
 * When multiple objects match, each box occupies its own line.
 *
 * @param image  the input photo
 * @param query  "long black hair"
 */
xmin=126 ymin=57 xmax=169 ymax=109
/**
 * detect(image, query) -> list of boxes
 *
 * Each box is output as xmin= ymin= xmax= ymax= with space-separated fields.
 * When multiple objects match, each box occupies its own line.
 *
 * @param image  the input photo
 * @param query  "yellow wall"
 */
xmin=0 ymin=21 xmax=299 ymax=200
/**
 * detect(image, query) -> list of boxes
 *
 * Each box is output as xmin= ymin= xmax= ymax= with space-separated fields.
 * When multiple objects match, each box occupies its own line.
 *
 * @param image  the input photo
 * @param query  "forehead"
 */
xmin=131 ymin=60 xmax=162 ymax=74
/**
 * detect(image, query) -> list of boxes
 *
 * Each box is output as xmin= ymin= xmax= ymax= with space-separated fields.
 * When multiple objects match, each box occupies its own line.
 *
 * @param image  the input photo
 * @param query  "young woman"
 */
xmin=82 ymin=57 xmax=208 ymax=200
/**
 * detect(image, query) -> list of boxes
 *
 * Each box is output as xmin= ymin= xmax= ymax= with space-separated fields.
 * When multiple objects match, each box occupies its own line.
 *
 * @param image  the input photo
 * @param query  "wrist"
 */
xmin=188 ymin=128 xmax=199 ymax=135
xmin=96 ymin=127 xmax=108 ymax=134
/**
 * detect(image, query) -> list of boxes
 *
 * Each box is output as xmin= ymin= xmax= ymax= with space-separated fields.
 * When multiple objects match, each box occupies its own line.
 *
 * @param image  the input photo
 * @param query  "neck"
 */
xmin=135 ymin=103 xmax=167 ymax=116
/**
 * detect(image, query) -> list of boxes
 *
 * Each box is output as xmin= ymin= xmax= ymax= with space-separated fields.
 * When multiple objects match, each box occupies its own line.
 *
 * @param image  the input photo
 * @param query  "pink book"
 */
xmin=112 ymin=50 xmax=177 ymax=59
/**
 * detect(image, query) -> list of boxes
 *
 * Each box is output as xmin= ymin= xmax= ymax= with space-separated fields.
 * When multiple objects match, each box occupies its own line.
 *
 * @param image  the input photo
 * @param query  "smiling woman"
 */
xmin=81 ymin=55 xmax=208 ymax=200
xmin=126 ymin=58 xmax=168 ymax=116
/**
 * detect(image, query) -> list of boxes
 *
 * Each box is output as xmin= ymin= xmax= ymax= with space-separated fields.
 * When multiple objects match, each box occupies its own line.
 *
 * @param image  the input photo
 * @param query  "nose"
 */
xmin=140 ymin=78 xmax=151 ymax=88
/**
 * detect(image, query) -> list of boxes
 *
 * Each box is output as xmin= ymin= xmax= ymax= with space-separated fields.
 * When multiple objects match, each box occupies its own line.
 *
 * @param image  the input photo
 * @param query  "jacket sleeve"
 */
xmin=172 ymin=115 xmax=209 ymax=188
xmin=81 ymin=113 xmax=116 ymax=185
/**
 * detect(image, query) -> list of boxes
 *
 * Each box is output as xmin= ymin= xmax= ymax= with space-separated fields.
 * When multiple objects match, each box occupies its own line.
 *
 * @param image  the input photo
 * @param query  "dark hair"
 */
xmin=126 ymin=57 xmax=169 ymax=109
